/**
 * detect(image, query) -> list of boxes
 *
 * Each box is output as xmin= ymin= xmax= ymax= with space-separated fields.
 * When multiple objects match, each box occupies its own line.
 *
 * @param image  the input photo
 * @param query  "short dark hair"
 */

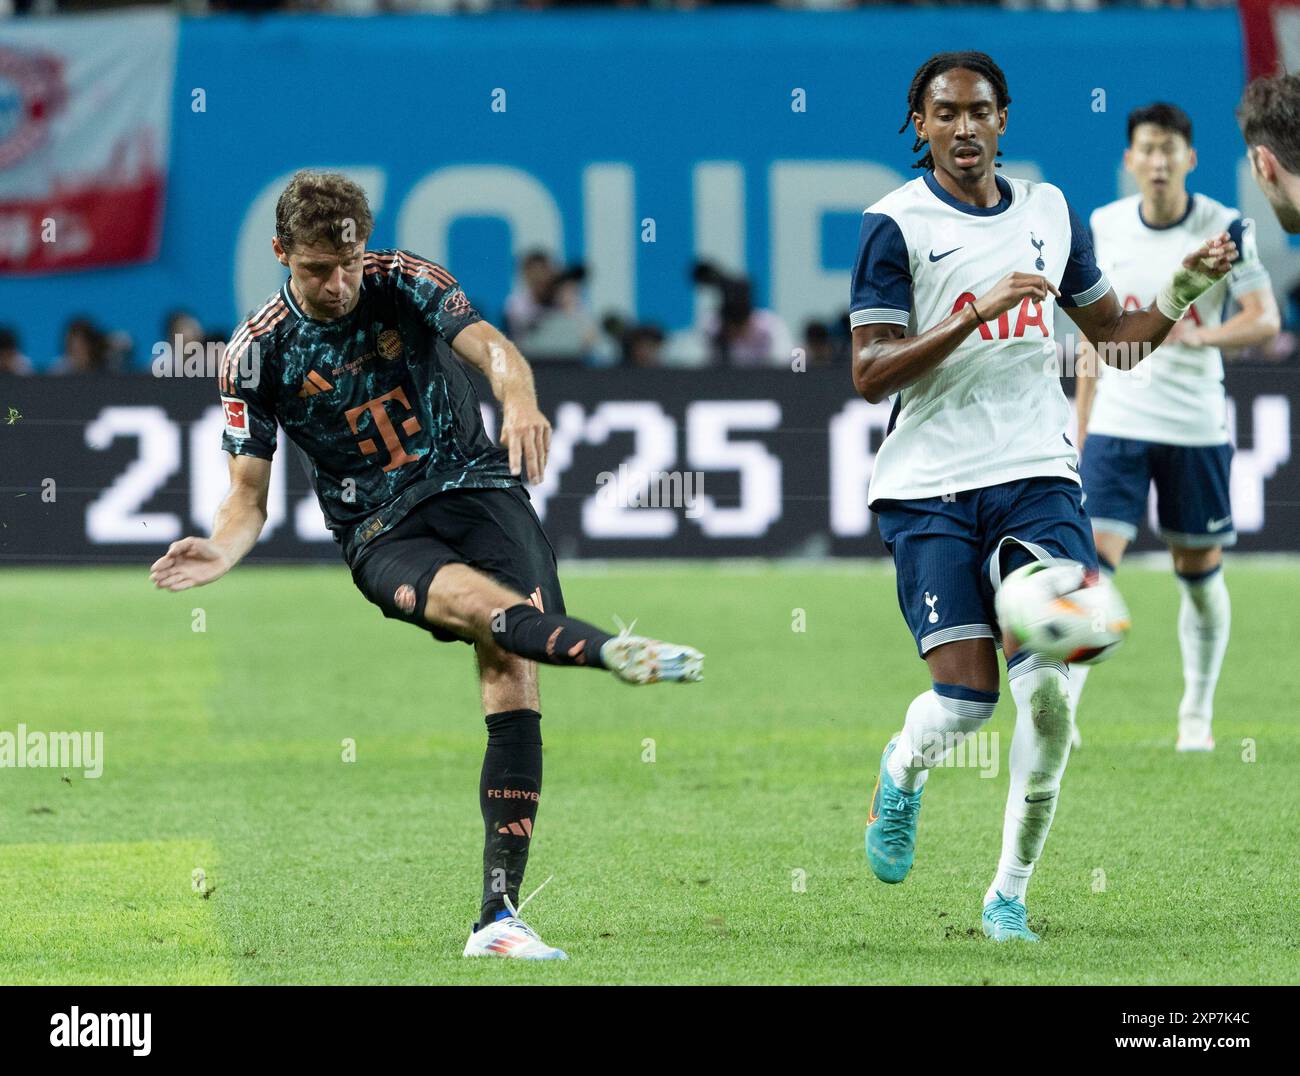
xmin=899 ymin=51 xmax=1012 ymax=172
xmin=1237 ymin=72 xmax=1300 ymax=175
xmin=0 ymin=326 xmax=18 ymax=352
xmin=275 ymin=170 xmax=374 ymax=254
xmin=1127 ymin=102 xmax=1193 ymax=146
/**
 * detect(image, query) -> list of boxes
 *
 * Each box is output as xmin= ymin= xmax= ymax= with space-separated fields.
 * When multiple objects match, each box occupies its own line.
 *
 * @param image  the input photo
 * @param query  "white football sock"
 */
xmin=986 ymin=660 xmax=1073 ymax=907
xmin=1177 ymin=567 xmax=1230 ymax=721
xmin=887 ymin=684 xmax=998 ymax=792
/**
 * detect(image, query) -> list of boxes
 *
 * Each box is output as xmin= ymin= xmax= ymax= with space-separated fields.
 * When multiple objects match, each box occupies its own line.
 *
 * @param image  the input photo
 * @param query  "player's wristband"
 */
xmin=967 ymin=300 xmax=985 ymax=323
xmin=1155 ymin=265 xmax=1218 ymax=321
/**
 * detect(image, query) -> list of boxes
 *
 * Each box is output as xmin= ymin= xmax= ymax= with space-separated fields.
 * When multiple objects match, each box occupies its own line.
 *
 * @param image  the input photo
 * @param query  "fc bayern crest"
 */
xmin=393 ymin=584 xmax=417 ymax=615
xmin=443 ymin=289 xmax=471 ymax=318
xmin=0 ymin=47 xmax=68 ymax=170
xmin=377 ymin=329 xmax=403 ymax=360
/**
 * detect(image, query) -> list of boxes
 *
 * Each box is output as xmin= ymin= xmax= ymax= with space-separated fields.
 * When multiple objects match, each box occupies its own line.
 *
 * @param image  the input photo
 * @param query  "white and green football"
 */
xmin=995 ymin=558 xmax=1131 ymax=665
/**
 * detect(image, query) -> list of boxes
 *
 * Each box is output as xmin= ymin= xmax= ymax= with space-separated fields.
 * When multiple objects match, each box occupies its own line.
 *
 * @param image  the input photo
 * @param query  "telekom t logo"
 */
xmin=345 ymin=386 xmax=422 ymax=471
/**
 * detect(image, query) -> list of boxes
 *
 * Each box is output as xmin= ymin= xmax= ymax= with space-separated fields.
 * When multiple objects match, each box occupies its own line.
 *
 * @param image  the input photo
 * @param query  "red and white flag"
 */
xmin=0 ymin=10 xmax=177 ymax=274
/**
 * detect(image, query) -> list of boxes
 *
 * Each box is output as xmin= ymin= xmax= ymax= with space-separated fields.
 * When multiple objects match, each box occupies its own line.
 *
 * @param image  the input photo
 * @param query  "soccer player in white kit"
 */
xmin=851 ymin=53 xmax=1238 ymax=941
xmin=1073 ymin=103 xmax=1280 ymax=752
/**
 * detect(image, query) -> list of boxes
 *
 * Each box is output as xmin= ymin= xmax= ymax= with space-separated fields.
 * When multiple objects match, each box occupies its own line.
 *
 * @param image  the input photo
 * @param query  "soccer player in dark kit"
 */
xmin=149 ymin=171 xmax=703 ymax=961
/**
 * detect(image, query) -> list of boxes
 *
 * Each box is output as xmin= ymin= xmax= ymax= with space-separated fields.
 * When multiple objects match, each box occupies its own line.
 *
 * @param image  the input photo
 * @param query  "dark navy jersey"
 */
xmin=218 ymin=248 xmax=518 ymax=565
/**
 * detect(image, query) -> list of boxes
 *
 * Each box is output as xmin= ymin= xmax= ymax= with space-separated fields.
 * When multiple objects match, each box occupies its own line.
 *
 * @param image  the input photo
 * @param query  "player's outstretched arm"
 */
xmin=149 ymin=455 xmax=271 ymax=592
xmin=449 ymin=320 xmax=551 ymax=484
xmin=852 ymin=272 xmax=1057 ymax=404
xmin=1063 ymin=233 xmax=1238 ymax=370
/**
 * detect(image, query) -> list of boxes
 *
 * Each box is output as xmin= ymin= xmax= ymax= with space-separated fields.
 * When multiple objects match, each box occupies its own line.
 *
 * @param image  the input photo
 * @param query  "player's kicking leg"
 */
xmin=425 ymin=563 xmax=702 ymax=685
xmin=461 ymin=642 xmax=568 ymax=960
xmin=981 ymin=652 xmax=1073 ymax=943
xmin=348 ymin=490 xmax=701 ymax=960
xmin=981 ymin=508 xmax=1095 ymax=943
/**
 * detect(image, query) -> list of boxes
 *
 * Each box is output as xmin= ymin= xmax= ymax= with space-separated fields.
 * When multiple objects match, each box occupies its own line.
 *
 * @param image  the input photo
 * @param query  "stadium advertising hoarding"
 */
xmin=0 ymin=366 xmax=1293 ymax=563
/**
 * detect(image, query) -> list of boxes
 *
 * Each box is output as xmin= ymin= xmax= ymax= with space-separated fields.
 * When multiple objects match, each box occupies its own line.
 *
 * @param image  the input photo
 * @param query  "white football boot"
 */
xmin=463 ymin=884 xmax=568 ymax=961
xmin=1176 ymin=710 xmax=1215 ymax=752
xmin=600 ymin=617 xmax=704 ymax=685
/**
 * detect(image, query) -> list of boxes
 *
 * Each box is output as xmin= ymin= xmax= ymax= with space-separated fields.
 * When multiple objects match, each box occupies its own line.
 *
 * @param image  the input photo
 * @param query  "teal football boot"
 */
xmin=981 ymin=891 xmax=1041 ymax=942
xmin=865 ymin=737 xmax=924 ymax=884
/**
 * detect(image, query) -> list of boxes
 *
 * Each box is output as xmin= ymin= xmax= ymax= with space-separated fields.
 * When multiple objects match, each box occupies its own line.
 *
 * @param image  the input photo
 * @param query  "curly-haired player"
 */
xmin=150 ymin=171 xmax=703 ymax=961
xmin=851 ymin=53 xmax=1236 ymax=941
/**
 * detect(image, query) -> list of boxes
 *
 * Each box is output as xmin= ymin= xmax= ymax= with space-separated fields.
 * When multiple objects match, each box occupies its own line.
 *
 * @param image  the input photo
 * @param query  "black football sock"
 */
xmin=490 ymin=602 xmax=613 ymax=669
xmin=478 ymin=709 xmax=543 ymax=928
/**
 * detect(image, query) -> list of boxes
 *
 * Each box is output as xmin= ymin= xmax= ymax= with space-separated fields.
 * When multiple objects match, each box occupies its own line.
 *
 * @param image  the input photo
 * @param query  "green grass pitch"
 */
xmin=1 ymin=560 xmax=1296 ymax=985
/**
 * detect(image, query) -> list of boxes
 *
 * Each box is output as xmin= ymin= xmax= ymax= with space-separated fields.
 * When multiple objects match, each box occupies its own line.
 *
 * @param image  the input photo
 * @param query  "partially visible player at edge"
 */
xmin=850 ymin=53 xmax=1236 ymax=942
xmin=1072 ymin=102 xmax=1279 ymax=752
xmin=148 ymin=171 xmax=703 ymax=961
xmin=1237 ymin=70 xmax=1300 ymax=234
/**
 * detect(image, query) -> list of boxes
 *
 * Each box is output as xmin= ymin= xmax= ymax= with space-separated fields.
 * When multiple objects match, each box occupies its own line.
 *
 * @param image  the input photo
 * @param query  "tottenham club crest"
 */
xmin=377 ymin=329 xmax=403 ymax=361
xmin=1030 ymin=232 xmax=1046 ymax=271
xmin=924 ymin=591 xmax=940 ymax=624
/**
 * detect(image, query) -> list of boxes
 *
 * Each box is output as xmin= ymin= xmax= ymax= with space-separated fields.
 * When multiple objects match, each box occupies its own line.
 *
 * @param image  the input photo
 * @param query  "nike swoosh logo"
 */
xmin=929 ymin=247 xmax=962 ymax=262
xmin=867 ymin=775 xmax=881 ymax=825
xmin=1207 ymin=516 xmax=1232 ymax=531
xmin=1025 ymin=793 xmax=1057 ymax=804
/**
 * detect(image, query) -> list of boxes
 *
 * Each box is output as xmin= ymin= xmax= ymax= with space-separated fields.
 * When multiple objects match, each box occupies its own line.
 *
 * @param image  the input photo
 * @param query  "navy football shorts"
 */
xmin=1080 ymin=433 xmax=1235 ymax=549
xmin=348 ymin=486 xmax=565 ymax=644
xmin=873 ymin=476 xmax=1098 ymax=660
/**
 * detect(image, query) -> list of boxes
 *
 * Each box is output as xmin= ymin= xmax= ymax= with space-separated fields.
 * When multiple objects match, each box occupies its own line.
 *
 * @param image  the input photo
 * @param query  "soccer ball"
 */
xmin=994 ymin=558 xmax=1131 ymax=665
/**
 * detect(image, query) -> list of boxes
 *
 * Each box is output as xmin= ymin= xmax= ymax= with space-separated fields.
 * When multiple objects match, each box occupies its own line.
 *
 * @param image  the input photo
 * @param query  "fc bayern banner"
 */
xmin=0 ymin=10 xmax=177 ymax=274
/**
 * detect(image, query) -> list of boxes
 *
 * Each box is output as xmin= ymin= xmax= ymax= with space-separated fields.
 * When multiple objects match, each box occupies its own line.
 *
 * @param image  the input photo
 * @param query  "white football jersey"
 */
xmin=1086 ymin=193 xmax=1270 ymax=447
xmin=850 ymin=172 xmax=1109 ymax=505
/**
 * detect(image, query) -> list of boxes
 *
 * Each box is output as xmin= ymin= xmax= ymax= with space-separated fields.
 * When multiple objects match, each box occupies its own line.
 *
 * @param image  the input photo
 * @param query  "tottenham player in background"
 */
xmin=1237 ymin=70 xmax=1300 ymax=234
xmin=1073 ymin=104 xmax=1279 ymax=752
xmin=851 ymin=54 xmax=1236 ymax=942
xmin=149 ymin=171 xmax=703 ymax=961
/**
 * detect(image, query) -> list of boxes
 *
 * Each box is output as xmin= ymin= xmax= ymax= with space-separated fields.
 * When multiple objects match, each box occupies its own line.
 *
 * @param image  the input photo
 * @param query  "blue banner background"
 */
xmin=1 ymin=8 xmax=1256 ymax=369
